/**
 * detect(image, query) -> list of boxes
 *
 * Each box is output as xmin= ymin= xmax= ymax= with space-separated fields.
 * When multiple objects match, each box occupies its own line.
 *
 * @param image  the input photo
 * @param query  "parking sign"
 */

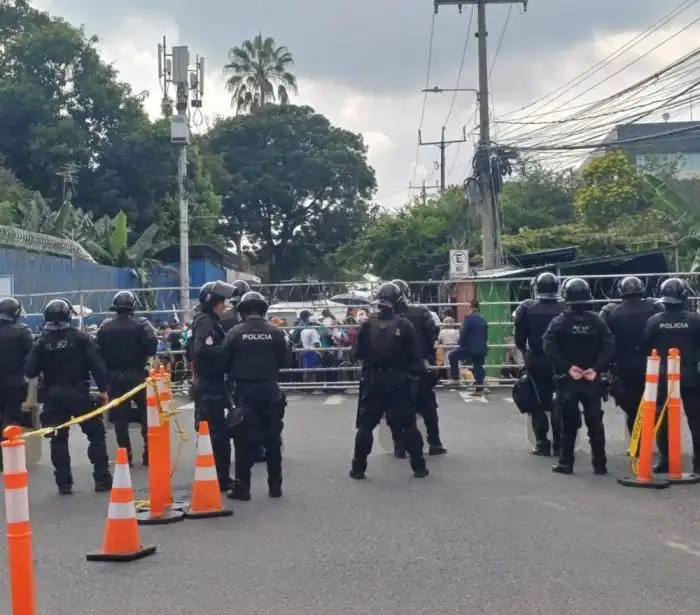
xmin=449 ymin=250 xmax=469 ymax=279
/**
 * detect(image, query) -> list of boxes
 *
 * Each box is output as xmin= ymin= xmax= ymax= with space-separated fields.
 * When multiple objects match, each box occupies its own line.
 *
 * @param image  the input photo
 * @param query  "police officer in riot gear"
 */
xmin=0 ymin=297 xmax=33 ymax=469
xmin=644 ymin=277 xmax=700 ymax=473
xmin=391 ymin=279 xmax=446 ymax=456
xmin=221 ymin=280 xmax=251 ymax=333
xmin=513 ymin=272 xmax=565 ymax=456
xmin=221 ymin=291 xmax=290 ymax=500
xmin=25 ymin=299 xmax=112 ymax=494
xmin=601 ymin=276 xmax=661 ymax=436
xmin=543 ymin=278 xmax=614 ymax=475
xmin=350 ymin=282 xmax=429 ymax=479
xmin=191 ymin=281 xmax=236 ymax=491
xmin=96 ymin=290 xmax=158 ymax=466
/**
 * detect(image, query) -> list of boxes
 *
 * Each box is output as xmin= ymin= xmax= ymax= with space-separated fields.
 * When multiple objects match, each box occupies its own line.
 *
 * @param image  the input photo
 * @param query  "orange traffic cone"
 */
xmin=184 ymin=421 xmax=233 ymax=519
xmin=87 ymin=448 xmax=157 ymax=562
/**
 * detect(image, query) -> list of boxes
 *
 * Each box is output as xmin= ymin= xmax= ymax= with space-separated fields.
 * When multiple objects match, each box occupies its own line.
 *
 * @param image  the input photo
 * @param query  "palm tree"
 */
xmin=224 ymin=34 xmax=298 ymax=114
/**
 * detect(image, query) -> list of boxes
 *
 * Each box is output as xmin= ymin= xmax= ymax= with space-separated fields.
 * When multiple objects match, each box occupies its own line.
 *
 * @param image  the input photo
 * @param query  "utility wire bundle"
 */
xmin=492 ymin=0 xmax=700 ymax=167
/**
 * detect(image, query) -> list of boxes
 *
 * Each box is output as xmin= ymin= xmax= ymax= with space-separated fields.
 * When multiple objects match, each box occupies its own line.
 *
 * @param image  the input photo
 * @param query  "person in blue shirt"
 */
xmin=449 ymin=299 xmax=488 ymax=395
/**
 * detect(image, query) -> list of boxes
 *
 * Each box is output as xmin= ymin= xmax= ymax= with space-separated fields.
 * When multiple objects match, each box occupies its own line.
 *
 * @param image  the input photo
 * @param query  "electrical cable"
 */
xmin=496 ymin=0 xmax=699 ymax=123
xmin=444 ymin=6 xmax=475 ymax=127
xmin=411 ymin=11 xmax=437 ymax=187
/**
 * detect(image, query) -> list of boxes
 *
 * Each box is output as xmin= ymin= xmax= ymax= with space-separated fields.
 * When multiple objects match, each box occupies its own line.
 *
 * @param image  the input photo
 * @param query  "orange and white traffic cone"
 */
xmin=184 ymin=421 xmax=233 ymax=519
xmin=87 ymin=448 xmax=157 ymax=562
xmin=659 ymin=348 xmax=700 ymax=484
xmin=136 ymin=378 xmax=184 ymax=526
xmin=618 ymin=350 xmax=670 ymax=489
xmin=2 ymin=425 xmax=37 ymax=615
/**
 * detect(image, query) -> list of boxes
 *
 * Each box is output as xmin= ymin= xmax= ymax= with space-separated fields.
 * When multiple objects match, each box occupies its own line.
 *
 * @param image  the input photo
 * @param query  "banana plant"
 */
xmin=642 ymin=173 xmax=700 ymax=271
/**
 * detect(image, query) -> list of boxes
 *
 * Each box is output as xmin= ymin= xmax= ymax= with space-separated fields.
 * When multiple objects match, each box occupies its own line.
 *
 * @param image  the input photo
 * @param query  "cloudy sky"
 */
xmin=32 ymin=0 xmax=700 ymax=208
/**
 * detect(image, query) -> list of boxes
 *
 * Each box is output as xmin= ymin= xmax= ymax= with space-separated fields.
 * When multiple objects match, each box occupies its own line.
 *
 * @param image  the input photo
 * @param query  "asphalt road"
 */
xmin=2 ymin=390 xmax=700 ymax=615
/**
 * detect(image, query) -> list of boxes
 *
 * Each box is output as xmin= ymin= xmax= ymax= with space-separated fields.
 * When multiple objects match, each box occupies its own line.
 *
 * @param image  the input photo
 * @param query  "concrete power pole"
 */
xmin=418 ymin=126 xmax=467 ymax=194
xmin=434 ymin=0 xmax=527 ymax=269
xmin=157 ymin=38 xmax=205 ymax=317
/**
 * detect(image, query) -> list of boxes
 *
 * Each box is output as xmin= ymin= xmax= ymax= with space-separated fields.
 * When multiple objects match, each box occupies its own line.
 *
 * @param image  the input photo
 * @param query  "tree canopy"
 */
xmin=1 ymin=1 xmax=699 ymax=288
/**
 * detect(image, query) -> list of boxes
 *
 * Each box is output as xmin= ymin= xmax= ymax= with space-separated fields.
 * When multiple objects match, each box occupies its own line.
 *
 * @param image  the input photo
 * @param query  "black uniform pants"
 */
xmin=555 ymin=378 xmax=606 ymax=468
xmin=655 ymin=382 xmax=700 ymax=470
xmin=611 ymin=373 xmax=645 ymax=435
xmin=528 ymin=369 xmax=560 ymax=446
xmin=0 ymin=385 xmax=28 ymax=470
xmin=387 ymin=375 xmax=442 ymax=448
xmin=353 ymin=384 xmax=426 ymax=473
xmin=232 ymin=396 xmax=284 ymax=486
xmin=107 ymin=370 xmax=148 ymax=461
xmin=193 ymin=381 xmax=231 ymax=488
xmin=40 ymin=384 xmax=110 ymax=486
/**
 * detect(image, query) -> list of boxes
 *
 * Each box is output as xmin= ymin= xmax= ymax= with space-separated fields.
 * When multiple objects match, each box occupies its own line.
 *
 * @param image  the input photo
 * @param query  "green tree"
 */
xmin=574 ymin=150 xmax=645 ymax=228
xmin=79 ymin=120 xmax=221 ymax=240
xmin=499 ymin=160 xmax=576 ymax=234
xmin=204 ymin=104 xmax=376 ymax=280
xmin=336 ymin=188 xmax=480 ymax=281
xmin=0 ymin=3 xmax=147 ymax=199
xmin=224 ymin=34 xmax=298 ymax=114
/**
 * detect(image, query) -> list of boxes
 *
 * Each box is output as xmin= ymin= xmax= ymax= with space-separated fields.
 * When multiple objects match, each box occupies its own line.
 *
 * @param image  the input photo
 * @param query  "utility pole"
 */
xmin=418 ymin=126 xmax=467 ymax=194
xmin=409 ymin=180 xmax=440 ymax=205
xmin=434 ymin=0 xmax=527 ymax=269
xmin=157 ymin=37 xmax=205 ymax=317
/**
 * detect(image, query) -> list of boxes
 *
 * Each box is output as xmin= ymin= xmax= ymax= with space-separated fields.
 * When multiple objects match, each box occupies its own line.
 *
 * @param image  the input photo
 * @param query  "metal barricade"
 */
xmin=15 ymin=272 xmax=685 ymax=390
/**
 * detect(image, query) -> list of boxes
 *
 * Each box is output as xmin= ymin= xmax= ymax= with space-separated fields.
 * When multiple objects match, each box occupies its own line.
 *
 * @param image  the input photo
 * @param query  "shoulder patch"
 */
xmin=205 ymin=336 xmax=213 ymax=346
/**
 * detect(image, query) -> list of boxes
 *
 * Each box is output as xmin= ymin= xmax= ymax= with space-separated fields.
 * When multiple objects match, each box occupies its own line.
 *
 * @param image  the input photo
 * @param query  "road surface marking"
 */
xmin=665 ymin=541 xmax=700 ymax=558
xmin=458 ymin=391 xmax=489 ymax=403
xmin=324 ymin=395 xmax=346 ymax=405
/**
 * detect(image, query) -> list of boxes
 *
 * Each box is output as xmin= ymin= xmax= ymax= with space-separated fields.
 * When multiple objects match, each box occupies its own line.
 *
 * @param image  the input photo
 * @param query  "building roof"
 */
xmin=154 ymin=243 xmax=242 ymax=270
xmin=612 ymin=121 xmax=700 ymax=155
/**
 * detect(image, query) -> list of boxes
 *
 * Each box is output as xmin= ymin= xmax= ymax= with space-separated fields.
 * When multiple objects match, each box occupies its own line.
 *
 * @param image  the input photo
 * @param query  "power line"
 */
xmin=496 ymin=0 xmax=699 ymax=124
xmin=444 ymin=6 xmax=475 ymax=127
xmin=411 ymin=12 xmax=438 ymax=187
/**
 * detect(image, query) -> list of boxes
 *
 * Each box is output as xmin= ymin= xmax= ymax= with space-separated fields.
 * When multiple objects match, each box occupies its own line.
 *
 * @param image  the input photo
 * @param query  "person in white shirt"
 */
xmin=300 ymin=325 xmax=322 ymax=390
xmin=437 ymin=316 xmax=460 ymax=370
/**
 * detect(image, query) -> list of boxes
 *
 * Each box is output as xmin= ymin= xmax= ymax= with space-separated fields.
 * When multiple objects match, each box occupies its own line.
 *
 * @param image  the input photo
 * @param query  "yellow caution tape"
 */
xmin=5 ymin=375 xmax=190 ymax=510
xmin=629 ymin=378 xmax=676 ymax=474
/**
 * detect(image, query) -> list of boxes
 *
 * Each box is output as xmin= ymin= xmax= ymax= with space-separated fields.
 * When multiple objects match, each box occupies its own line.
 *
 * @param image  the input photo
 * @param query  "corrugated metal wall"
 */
xmin=2 ymin=247 xmax=137 ymax=316
xmin=165 ymin=259 xmax=224 ymax=299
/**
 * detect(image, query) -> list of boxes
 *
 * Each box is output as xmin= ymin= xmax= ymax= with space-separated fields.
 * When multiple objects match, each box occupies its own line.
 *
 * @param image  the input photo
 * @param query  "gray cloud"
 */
xmin=42 ymin=0 xmax=677 ymax=95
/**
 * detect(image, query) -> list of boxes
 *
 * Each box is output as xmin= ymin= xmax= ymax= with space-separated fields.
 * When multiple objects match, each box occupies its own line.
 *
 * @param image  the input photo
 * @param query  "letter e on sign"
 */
xmin=449 ymin=250 xmax=469 ymax=279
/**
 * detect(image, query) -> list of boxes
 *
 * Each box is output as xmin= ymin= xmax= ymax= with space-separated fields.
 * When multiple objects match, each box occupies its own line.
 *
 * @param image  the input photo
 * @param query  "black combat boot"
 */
xmin=531 ymin=439 xmax=551 ymax=456
xmin=268 ymin=477 xmax=282 ymax=498
xmin=552 ymin=438 xmax=574 ymax=474
xmin=393 ymin=443 xmax=407 ymax=459
xmin=653 ymin=459 xmax=668 ymax=474
xmin=227 ymin=480 xmax=251 ymax=501
xmin=94 ymin=471 xmax=113 ymax=493
xmin=58 ymin=482 xmax=73 ymax=495
xmin=428 ymin=443 xmax=447 ymax=456
xmin=219 ymin=476 xmax=235 ymax=492
xmin=410 ymin=456 xmax=429 ymax=478
xmin=590 ymin=439 xmax=607 ymax=475
xmin=349 ymin=458 xmax=366 ymax=479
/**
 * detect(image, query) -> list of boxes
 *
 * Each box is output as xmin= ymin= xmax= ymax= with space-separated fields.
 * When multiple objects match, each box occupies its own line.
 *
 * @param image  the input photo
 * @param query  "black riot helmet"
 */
xmin=198 ymin=281 xmax=235 ymax=308
xmin=533 ymin=272 xmax=559 ymax=300
xmin=374 ymin=282 xmax=402 ymax=311
xmin=110 ymin=290 xmax=137 ymax=313
xmin=619 ymin=276 xmax=644 ymax=298
xmin=562 ymin=278 xmax=592 ymax=305
xmin=0 ymin=297 xmax=22 ymax=323
xmin=230 ymin=280 xmax=251 ymax=304
xmin=390 ymin=279 xmax=411 ymax=302
xmin=659 ymin=277 xmax=687 ymax=305
xmin=236 ymin=291 xmax=268 ymax=317
xmin=44 ymin=298 xmax=74 ymax=323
